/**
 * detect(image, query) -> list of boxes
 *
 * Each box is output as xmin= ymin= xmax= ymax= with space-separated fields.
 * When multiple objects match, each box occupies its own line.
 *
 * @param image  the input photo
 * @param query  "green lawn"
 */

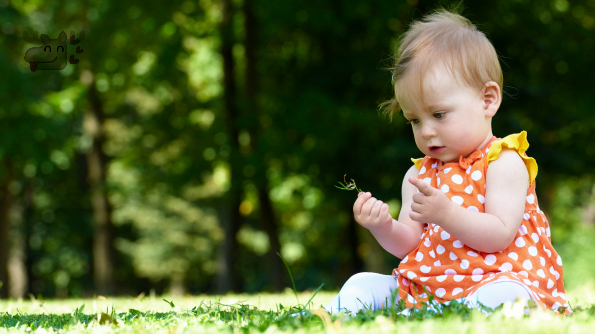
xmin=0 ymin=286 xmax=594 ymax=333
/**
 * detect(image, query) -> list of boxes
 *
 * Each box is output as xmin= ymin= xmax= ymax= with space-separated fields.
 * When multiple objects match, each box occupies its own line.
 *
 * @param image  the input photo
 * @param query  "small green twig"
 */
xmin=335 ymin=174 xmax=363 ymax=193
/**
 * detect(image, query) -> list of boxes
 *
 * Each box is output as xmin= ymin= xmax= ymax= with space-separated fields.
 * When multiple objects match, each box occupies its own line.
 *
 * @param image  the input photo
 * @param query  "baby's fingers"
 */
xmin=353 ymin=192 xmax=371 ymax=215
xmin=370 ymin=200 xmax=384 ymax=218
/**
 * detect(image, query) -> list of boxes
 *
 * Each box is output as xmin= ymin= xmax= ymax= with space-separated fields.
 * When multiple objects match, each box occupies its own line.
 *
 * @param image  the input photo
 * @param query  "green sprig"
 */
xmin=335 ymin=174 xmax=363 ymax=193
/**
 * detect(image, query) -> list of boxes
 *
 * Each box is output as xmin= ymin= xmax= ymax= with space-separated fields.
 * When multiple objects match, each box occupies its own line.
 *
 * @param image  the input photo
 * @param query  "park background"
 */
xmin=0 ymin=0 xmax=595 ymax=302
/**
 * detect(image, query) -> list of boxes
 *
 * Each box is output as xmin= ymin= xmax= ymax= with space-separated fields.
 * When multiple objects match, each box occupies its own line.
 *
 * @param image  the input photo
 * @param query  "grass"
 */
xmin=0 ymin=286 xmax=595 ymax=333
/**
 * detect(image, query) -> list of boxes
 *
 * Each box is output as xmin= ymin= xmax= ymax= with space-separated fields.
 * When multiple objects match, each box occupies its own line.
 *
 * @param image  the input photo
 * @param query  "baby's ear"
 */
xmin=482 ymin=81 xmax=501 ymax=118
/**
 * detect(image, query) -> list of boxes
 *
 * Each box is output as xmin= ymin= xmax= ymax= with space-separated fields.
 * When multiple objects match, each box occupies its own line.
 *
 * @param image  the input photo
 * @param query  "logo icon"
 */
xmin=23 ymin=31 xmax=85 ymax=72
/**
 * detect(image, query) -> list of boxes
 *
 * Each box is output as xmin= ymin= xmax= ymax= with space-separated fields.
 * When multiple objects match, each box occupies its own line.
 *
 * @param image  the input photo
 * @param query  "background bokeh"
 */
xmin=0 ymin=0 xmax=594 ymax=299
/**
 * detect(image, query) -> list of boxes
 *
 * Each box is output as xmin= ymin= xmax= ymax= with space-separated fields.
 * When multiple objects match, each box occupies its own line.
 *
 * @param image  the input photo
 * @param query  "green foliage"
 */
xmin=1 ymin=0 xmax=595 ymax=297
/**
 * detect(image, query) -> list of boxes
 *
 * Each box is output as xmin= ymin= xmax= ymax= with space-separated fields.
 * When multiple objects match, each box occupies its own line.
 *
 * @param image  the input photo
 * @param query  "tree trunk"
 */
xmin=243 ymin=0 xmax=285 ymax=291
xmin=216 ymin=0 xmax=243 ymax=293
xmin=0 ymin=161 xmax=12 ymax=298
xmin=84 ymin=80 xmax=116 ymax=296
xmin=7 ymin=197 xmax=27 ymax=299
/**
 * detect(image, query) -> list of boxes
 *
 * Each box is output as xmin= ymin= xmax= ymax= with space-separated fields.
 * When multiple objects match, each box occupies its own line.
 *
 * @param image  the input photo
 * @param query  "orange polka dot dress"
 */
xmin=392 ymin=132 xmax=569 ymax=313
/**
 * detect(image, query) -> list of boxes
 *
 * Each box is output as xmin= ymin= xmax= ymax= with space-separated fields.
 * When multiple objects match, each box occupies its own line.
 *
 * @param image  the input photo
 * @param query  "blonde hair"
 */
xmin=380 ymin=9 xmax=503 ymax=121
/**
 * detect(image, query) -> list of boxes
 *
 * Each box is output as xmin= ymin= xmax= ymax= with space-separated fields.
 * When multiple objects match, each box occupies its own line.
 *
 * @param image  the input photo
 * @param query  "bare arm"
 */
xmin=409 ymin=149 xmax=529 ymax=253
xmin=353 ymin=165 xmax=425 ymax=259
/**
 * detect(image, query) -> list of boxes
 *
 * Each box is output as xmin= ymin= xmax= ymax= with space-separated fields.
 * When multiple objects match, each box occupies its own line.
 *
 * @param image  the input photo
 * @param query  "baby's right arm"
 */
xmin=353 ymin=165 xmax=425 ymax=259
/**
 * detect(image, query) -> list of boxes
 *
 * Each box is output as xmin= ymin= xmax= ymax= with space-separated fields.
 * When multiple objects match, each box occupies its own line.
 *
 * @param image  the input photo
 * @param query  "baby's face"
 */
xmin=399 ymin=67 xmax=494 ymax=163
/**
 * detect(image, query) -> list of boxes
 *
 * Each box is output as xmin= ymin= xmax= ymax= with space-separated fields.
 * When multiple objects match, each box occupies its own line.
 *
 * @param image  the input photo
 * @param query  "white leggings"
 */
xmin=324 ymin=272 xmax=533 ymax=314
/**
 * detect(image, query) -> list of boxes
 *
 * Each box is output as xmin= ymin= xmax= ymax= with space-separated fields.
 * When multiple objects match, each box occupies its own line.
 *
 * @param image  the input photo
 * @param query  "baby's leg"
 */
xmin=467 ymin=280 xmax=533 ymax=313
xmin=324 ymin=272 xmax=399 ymax=314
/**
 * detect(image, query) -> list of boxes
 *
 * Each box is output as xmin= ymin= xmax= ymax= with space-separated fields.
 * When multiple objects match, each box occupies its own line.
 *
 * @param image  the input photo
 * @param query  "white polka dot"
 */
xmin=434 ymin=260 xmax=442 ymax=266
xmin=523 ymin=213 xmax=530 ymax=220
xmin=519 ymin=225 xmax=528 ymax=235
xmin=423 ymin=178 xmax=432 ymax=185
xmin=499 ymin=262 xmax=513 ymax=272
xmin=420 ymin=265 xmax=431 ymax=273
xmin=437 ymin=178 xmax=441 ymax=186
xmin=460 ymin=259 xmax=469 ymax=269
xmin=544 ymin=247 xmax=552 ymax=257
xmin=440 ymin=184 xmax=449 ymax=193
xmin=415 ymin=252 xmax=424 ymax=262
xmin=441 ymin=231 xmax=450 ymax=240
xmin=523 ymin=259 xmax=533 ymax=270
xmin=452 ymin=287 xmax=463 ymax=296
xmin=466 ymin=166 xmax=472 ymax=174
xmin=546 ymin=227 xmax=551 ymax=237
xmin=467 ymin=206 xmax=479 ymax=212
xmin=445 ymin=269 xmax=457 ymax=275
xmin=477 ymin=194 xmax=485 ymax=204
xmin=540 ymin=257 xmax=545 ymax=266
xmin=523 ymin=278 xmax=532 ymax=286
xmin=508 ymin=252 xmax=518 ymax=261
xmin=526 ymin=194 xmax=535 ymax=204
xmin=451 ymin=174 xmax=463 ymax=184
xmin=452 ymin=240 xmax=463 ymax=248
xmin=557 ymin=255 xmax=563 ymax=266
xmin=519 ymin=271 xmax=529 ymax=278
xmin=423 ymin=238 xmax=431 ymax=247
xmin=407 ymin=271 xmax=417 ymax=279
xmin=429 ymin=250 xmax=436 ymax=258
xmin=434 ymin=225 xmax=440 ymax=232
xmin=450 ymin=252 xmax=458 ymax=260
xmin=451 ymin=196 xmax=464 ymax=205
xmin=401 ymin=255 xmax=408 ymax=263
xmin=420 ymin=277 xmax=430 ymax=282
xmin=467 ymin=251 xmax=478 ymax=257
xmin=537 ymin=269 xmax=546 ymax=278
xmin=437 ymin=245 xmax=445 ymax=254
xmin=407 ymin=294 xmax=416 ymax=303
xmin=444 ymin=167 xmax=452 ymax=173
xmin=402 ymin=277 xmax=409 ymax=286
xmin=420 ymin=166 xmax=426 ymax=174
xmin=431 ymin=162 xmax=437 ymax=168
xmin=484 ymin=254 xmax=497 ymax=265
xmin=472 ymin=275 xmax=483 ymax=282
xmin=472 ymin=268 xmax=484 ymax=275
xmin=435 ymin=288 xmax=446 ymax=298
xmin=471 ymin=170 xmax=482 ymax=181
xmin=436 ymin=275 xmax=447 ymax=282
xmin=531 ymin=233 xmax=539 ymax=243
xmin=547 ymin=279 xmax=554 ymax=289
xmin=528 ymin=246 xmax=538 ymax=256
xmin=515 ymin=237 xmax=525 ymax=248
xmin=464 ymin=185 xmax=473 ymax=194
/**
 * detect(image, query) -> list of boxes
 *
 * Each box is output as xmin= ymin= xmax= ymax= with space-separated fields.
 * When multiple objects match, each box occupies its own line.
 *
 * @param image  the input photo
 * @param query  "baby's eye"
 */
xmin=406 ymin=119 xmax=419 ymax=125
xmin=433 ymin=112 xmax=445 ymax=119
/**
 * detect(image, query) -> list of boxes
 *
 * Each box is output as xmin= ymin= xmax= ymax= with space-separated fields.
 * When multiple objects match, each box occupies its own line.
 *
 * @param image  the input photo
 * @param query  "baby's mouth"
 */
xmin=429 ymin=146 xmax=445 ymax=154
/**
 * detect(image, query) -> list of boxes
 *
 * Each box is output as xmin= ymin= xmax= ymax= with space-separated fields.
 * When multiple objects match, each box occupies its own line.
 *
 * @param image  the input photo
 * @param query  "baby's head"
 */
xmin=382 ymin=10 xmax=502 ymax=120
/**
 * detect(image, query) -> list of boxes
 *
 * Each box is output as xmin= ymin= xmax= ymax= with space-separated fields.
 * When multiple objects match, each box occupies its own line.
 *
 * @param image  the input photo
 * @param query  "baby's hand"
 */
xmin=408 ymin=177 xmax=453 ymax=225
xmin=353 ymin=192 xmax=393 ymax=232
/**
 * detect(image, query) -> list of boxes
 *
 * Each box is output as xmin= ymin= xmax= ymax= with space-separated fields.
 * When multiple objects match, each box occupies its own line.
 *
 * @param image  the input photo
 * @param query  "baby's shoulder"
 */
xmin=486 ymin=148 xmax=530 ymax=184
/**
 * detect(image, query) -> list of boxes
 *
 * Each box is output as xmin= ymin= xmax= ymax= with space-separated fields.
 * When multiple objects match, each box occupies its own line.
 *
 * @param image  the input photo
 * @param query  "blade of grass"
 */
xmin=303 ymin=283 xmax=324 ymax=311
xmin=277 ymin=252 xmax=299 ymax=306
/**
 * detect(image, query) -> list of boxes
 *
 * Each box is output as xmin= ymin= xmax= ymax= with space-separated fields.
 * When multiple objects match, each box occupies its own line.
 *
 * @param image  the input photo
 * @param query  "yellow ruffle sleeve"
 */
xmin=411 ymin=158 xmax=424 ymax=170
xmin=486 ymin=131 xmax=538 ymax=185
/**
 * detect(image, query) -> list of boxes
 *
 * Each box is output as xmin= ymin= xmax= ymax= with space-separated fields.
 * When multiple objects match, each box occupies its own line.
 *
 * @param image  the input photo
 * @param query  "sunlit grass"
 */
xmin=0 ymin=286 xmax=594 ymax=333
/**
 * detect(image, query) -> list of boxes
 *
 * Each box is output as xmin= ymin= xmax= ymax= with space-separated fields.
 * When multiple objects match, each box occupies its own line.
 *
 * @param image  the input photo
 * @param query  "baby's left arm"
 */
xmin=409 ymin=148 xmax=529 ymax=253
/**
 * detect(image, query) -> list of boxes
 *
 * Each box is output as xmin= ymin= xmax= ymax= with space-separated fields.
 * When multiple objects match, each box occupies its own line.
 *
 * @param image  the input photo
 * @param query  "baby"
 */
xmin=325 ymin=9 xmax=569 ymax=315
